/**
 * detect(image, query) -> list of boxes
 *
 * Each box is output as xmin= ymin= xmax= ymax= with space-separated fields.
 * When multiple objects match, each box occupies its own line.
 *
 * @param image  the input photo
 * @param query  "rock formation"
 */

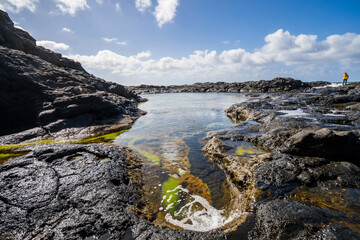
xmin=203 ymin=83 xmax=360 ymax=239
xmin=128 ymin=77 xmax=330 ymax=94
xmin=0 ymin=10 xmax=142 ymax=137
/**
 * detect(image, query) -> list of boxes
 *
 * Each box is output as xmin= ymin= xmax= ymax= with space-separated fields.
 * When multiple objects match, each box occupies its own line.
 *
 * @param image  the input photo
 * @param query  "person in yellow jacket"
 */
xmin=343 ymin=72 xmax=349 ymax=86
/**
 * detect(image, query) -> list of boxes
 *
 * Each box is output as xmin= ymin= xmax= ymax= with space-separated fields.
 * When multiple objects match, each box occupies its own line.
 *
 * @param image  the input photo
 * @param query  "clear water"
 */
xmin=114 ymin=93 xmax=248 ymax=231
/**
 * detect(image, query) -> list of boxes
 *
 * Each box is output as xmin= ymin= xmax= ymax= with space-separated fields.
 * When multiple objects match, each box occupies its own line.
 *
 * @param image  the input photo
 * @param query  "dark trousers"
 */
xmin=343 ymin=79 xmax=348 ymax=85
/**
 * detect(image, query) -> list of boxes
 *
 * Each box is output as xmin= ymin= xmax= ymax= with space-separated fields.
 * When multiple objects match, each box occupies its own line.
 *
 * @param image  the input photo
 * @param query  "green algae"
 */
xmin=0 ymin=129 xmax=130 ymax=151
xmin=308 ymin=104 xmax=348 ymax=110
xmin=132 ymin=119 xmax=154 ymax=131
xmin=79 ymin=130 xmax=128 ymax=144
xmin=0 ymin=150 xmax=30 ymax=164
xmin=162 ymin=176 xmax=180 ymax=214
xmin=234 ymin=145 xmax=265 ymax=156
xmin=0 ymin=139 xmax=59 ymax=151
xmin=128 ymin=138 xmax=161 ymax=165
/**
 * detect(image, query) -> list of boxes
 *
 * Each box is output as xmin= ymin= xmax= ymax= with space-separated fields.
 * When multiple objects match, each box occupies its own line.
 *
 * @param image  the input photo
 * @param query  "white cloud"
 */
xmin=68 ymin=30 xmax=360 ymax=83
xmin=102 ymin=38 xmax=127 ymax=46
xmin=243 ymin=29 xmax=360 ymax=65
xmin=115 ymin=3 xmax=121 ymax=11
xmin=135 ymin=0 xmax=151 ymax=12
xmin=102 ymin=37 xmax=117 ymax=42
xmin=116 ymin=41 xmax=127 ymax=46
xmin=54 ymin=0 xmax=89 ymax=16
xmin=95 ymin=0 xmax=103 ymax=4
xmin=37 ymin=40 xmax=70 ymax=51
xmin=62 ymin=27 xmax=73 ymax=33
xmin=222 ymin=41 xmax=230 ymax=45
xmin=0 ymin=0 xmax=39 ymax=13
xmin=153 ymin=0 xmax=179 ymax=27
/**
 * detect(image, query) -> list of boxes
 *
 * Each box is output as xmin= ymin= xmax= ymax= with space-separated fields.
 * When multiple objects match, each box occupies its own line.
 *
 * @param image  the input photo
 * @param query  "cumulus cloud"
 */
xmin=153 ymin=0 xmax=179 ymax=27
xmin=135 ymin=0 xmax=151 ymax=12
xmin=0 ymin=0 xmax=39 ymax=13
xmin=68 ymin=30 xmax=360 ymax=81
xmin=62 ymin=27 xmax=73 ymax=33
xmin=54 ymin=0 xmax=89 ymax=16
xmin=245 ymin=29 xmax=360 ymax=65
xmin=37 ymin=40 xmax=70 ymax=51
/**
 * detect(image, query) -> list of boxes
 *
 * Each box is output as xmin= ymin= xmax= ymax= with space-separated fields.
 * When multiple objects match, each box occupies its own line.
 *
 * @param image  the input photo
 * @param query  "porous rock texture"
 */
xmin=204 ymin=84 xmax=360 ymax=239
xmin=0 ymin=144 xmax=225 ymax=240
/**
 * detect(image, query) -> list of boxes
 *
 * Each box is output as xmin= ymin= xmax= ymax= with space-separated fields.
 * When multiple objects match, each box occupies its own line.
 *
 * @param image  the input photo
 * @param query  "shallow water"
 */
xmin=114 ymin=93 xmax=250 ymax=230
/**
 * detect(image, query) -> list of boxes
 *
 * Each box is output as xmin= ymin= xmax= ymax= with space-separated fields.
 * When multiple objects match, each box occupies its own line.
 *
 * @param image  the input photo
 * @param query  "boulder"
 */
xmin=280 ymin=128 xmax=360 ymax=165
xmin=249 ymin=200 xmax=360 ymax=240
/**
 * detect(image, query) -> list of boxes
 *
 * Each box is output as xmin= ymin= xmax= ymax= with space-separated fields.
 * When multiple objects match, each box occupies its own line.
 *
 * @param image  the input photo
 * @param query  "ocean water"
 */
xmin=114 ymin=93 xmax=251 ymax=230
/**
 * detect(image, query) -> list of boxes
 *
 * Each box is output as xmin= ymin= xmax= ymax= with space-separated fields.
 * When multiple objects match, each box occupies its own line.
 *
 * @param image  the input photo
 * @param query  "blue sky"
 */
xmin=1 ymin=0 xmax=360 ymax=85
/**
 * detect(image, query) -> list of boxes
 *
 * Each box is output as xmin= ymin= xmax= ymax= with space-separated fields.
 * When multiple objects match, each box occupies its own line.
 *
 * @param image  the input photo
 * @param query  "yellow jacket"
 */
xmin=343 ymin=73 xmax=349 ymax=79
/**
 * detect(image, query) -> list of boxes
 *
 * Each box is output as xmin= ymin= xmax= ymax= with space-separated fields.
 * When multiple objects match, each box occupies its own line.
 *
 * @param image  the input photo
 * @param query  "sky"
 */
xmin=1 ymin=0 xmax=360 ymax=86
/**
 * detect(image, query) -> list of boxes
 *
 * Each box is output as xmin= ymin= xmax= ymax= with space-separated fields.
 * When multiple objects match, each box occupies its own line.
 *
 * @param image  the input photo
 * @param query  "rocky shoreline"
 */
xmin=203 ymin=83 xmax=360 ymax=239
xmin=1 ymin=9 xmax=360 ymax=240
xmin=127 ymin=78 xmax=330 ymax=95
xmin=0 ymin=10 xmax=145 ymax=140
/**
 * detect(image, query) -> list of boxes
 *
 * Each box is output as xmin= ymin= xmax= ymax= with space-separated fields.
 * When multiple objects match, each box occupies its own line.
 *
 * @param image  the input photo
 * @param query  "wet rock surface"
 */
xmin=204 ymin=83 xmax=360 ymax=239
xmin=0 ymin=144 xmax=139 ymax=239
xmin=0 ymin=10 xmax=143 ymax=137
xmin=0 ymin=144 xmax=225 ymax=240
xmin=128 ymin=77 xmax=324 ymax=95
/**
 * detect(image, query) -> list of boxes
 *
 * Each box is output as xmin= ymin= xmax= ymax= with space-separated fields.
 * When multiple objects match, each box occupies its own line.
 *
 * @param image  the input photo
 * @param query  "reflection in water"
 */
xmin=114 ymin=93 xmax=248 ymax=230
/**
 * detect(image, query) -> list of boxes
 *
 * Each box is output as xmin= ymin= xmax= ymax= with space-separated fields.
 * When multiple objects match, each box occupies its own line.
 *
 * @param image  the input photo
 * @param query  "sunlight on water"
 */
xmin=114 ymin=93 xmax=248 ymax=230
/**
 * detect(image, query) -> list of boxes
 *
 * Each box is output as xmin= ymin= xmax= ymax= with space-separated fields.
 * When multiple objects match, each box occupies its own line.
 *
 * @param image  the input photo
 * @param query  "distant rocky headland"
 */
xmin=1 ymin=9 xmax=360 ymax=240
xmin=127 ymin=78 xmax=330 ymax=94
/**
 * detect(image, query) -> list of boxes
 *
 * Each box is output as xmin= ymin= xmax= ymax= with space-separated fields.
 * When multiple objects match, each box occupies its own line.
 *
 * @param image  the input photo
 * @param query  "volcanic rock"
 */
xmin=128 ymin=77 xmax=316 ymax=94
xmin=203 ymin=83 xmax=360 ymax=239
xmin=0 ymin=144 xmax=227 ymax=239
xmin=0 ymin=10 xmax=142 ymax=137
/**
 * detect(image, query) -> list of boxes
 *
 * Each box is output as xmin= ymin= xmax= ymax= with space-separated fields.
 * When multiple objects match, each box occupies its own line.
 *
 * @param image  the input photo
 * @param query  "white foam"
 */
xmin=278 ymin=109 xmax=311 ymax=118
xmin=166 ymin=203 xmax=174 ymax=211
xmin=323 ymin=113 xmax=346 ymax=117
xmin=314 ymin=83 xmax=342 ymax=88
xmin=163 ymin=187 xmax=244 ymax=232
xmin=166 ymin=185 xmax=181 ymax=193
